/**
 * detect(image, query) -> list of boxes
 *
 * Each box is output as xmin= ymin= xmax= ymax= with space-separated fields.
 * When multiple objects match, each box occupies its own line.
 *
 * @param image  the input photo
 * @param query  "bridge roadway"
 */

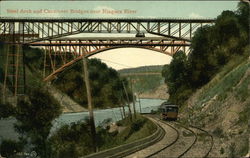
xmin=29 ymin=36 xmax=190 ymax=46
xmin=52 ymin=37 xmax=177 ymax=41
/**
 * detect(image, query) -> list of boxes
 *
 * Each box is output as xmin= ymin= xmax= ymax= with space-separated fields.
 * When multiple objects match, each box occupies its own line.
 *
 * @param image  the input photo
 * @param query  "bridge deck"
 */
xmin=52 ymin=37 xmax=176 ymax=41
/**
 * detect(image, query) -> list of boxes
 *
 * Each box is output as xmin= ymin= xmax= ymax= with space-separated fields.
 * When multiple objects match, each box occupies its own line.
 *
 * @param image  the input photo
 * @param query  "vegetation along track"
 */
xmin=144 ymin=115 xmax=213 ymax=158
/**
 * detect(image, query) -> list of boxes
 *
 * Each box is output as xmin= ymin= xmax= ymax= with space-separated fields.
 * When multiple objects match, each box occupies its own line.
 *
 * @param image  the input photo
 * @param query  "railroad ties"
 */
xmin=126 ymin=115 xmax=213 ymax=158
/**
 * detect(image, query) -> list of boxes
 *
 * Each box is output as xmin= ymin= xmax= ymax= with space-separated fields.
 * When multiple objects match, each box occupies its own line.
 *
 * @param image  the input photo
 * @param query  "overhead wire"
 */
xmin=97 ymin=58 xmax=134 ymax=69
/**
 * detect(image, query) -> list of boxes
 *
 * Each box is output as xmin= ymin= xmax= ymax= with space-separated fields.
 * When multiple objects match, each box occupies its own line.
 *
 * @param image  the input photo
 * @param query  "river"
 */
xmin=0 ymin=98 xmax=165 ymax=142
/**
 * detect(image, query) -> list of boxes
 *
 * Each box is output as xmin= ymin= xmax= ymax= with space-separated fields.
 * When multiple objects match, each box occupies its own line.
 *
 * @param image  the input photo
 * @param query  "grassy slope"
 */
xmin=180 ymin=55 xmax=250 ymax=157
xmin=99 ymin=115 xmax=157 ymax=151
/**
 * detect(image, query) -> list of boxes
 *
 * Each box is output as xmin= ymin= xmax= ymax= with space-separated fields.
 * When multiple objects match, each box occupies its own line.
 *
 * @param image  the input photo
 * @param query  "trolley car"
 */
xmin=135 ymin=32 xmax=145 ymax=37
xmin=160 ymin=102 xmax=178 ymax=121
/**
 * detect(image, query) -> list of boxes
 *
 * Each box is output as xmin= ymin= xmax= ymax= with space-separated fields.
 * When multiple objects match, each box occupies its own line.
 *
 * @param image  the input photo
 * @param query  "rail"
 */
xmin=145 ymin=119 xmax=180 ymax=158
xmin=142 ymin=115 xmax=213 ymax=158
xmin=82 ymin=117 xmax=165 ymax=158
xmin=175 ymin=122 xmax=197 ymax=158
xmin=189 ymin=125 xmax=214 ymax=158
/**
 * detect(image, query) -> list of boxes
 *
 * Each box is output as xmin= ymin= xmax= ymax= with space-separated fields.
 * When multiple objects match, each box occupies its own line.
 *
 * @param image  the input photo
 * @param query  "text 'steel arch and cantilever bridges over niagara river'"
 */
xmin=0 ymin=17 xmax=215 ymax=97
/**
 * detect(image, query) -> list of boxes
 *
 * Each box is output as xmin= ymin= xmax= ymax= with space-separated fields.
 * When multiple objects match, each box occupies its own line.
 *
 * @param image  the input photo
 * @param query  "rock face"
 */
xmin=139 ymin=84 xmax=169 ymax=100
xmin=108 ymin=123 xmax=126 ymax=133
xmin=46 ymin=84 xmax=87 ymax=113
xmin=180 ymin=61 xmax=250 ymax=157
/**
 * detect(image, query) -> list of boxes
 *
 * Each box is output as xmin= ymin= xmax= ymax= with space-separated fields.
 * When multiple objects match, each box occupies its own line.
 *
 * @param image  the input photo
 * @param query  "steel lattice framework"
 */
xmin=0 ymin=18 xmax=215 ymax=97
xmin=0 ymin=18 xmax=215 ymax=42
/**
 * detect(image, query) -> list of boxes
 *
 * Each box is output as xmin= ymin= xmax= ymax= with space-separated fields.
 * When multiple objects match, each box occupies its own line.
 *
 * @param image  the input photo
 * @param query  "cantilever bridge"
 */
xmin=0 ymin=18 xmax=215 ymax=96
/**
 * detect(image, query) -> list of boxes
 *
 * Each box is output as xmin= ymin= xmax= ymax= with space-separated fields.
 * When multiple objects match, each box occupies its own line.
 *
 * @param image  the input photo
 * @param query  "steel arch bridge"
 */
xmin=0 ymin=18 xmax=215 ymax=96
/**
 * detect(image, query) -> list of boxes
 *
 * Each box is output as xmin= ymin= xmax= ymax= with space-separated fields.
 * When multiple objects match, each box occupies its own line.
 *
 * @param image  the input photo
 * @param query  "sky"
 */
xmin=0 ymin=0 xmax=239 ymax=70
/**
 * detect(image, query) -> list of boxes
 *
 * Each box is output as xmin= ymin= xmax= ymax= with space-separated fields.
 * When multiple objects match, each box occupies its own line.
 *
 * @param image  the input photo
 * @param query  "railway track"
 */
xmin=186 ymin=125 xmax=214 ymax=158
xmin=84 ymin=114 xmax=213 ymax=158
xmin=128 ymin=115 xmax=213 ymax=158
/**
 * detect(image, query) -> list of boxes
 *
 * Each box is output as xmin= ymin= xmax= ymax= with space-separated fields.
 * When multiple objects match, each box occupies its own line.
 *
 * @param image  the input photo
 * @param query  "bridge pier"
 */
xmin=2 ymin=43 xmax=25 ymax=105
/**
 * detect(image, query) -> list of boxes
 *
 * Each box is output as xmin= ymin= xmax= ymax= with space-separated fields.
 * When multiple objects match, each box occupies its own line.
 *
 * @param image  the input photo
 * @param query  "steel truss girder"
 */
xmin=0 ymin=18 xmax=215 ymax=43
xmin=29 ymin=39 xmax=190 ymax=47
xmin=42 ymin=40 xmax=190 ymax=81
xmin=0 ymin=18 xmax=215 ymax=95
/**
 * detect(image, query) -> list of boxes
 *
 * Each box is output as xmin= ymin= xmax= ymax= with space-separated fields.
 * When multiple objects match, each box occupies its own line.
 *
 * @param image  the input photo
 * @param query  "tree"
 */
xmin=162 ymin=51 xmax=190 ymax=104
xmin=15 ymin=87 xmax=62 ymax=158
xmin=49 ymin=121 xmax=93 ymax=157
xmin=162 ymin=1 xmax=249 ymax=105
xmin=53 ymin=58 xmax=132 ymax=109
xmin=0 ymin=139 xmax=23 ymax=158
xmin=0 ymin=102 xmax=15 ymax=118
xmin=236 ymin=1 xmax=250 ymax=32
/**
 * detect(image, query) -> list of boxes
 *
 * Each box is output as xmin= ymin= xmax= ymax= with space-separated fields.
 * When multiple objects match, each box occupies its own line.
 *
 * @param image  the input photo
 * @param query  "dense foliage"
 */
xmin=49 ymin=115 xmax=156 ymax=157
xmin=53 ymin=58 xmax=133 ymax=108
xmin=0 ymin=139 xmax=23 ymax=158
xmin=15 ymin=87 xmax=62 ymax=158
xmin=0 ymin=44 xmax=132 ymax=110
xmin=162 ymin=51 xmax=191 ymax=104
xmin=0 ymin=102 xmax=15 ymax=118
xmin=162 ymin=2 xmax=249 ymax=105
xmin=0 ymin=42 xmax=133 ymax=157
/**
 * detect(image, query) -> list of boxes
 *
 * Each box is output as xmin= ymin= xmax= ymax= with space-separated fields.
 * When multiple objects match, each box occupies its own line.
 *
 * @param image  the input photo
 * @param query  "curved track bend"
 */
xmin=126 ymin=115 xmax=213 ymax=158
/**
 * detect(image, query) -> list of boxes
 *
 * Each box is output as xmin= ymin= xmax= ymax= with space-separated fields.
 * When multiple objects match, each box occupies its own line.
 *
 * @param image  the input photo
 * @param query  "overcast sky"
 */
xmin=0 ymin=0 xmax=239 ymax=69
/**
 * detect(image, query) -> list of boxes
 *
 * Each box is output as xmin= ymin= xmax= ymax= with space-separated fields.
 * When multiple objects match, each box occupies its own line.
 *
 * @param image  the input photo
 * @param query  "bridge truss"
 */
xmin=0 ymin=18 xmax=215 ymax=97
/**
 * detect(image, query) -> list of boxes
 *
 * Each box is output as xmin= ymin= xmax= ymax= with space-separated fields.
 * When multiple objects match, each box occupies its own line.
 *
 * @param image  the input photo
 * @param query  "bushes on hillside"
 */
xmin=0 ymin=102 xmax=15 ymax=118
xmin=15 ymin=87 xmax=62 ymax=158
xmin=162 ymin=2 xmax=249 ymax=105
xmin=49 ymin=121 xmax=94 ymax=158
xmin=53 ymin=58 xmax=133 ymax=109
xmin=0 ymin=139 xmax=23 ymax=158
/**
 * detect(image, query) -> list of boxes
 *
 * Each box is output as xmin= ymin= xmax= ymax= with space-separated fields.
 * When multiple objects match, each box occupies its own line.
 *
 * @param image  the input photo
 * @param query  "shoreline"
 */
xmin=62 ymin=98 xmax=165 ymax=114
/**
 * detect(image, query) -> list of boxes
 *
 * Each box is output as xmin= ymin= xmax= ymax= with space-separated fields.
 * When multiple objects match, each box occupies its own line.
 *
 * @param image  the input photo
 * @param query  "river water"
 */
xmin=0 ymin=99 xmax=165 ymax=142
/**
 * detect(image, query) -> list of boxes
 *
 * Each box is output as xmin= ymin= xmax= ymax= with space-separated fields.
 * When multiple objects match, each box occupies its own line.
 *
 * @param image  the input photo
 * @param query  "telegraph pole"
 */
xmin=122 ymin=81 xmax=132 ymax=121
xmin=137 ymin=92 xmax=142 ymax=113
xmin=130 ymin=79 xmax=136 ymax=119
xmin=82 ymin=48 xmax=97 ymax=152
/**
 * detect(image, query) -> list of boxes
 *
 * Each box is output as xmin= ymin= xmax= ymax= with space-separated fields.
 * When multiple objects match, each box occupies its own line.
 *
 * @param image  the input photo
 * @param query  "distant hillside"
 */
xmin=119 ymin=65 xmax=169 ymax=99
xmin=118 ymin=65 xmax=163 ymax=74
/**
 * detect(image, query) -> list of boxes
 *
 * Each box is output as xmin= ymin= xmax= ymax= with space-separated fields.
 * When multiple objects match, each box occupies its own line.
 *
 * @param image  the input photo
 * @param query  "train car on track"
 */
xmin=135 ymin=32 xmax=145 ymax=37
xmin=160 ymin=102 xmax=178 ymax=121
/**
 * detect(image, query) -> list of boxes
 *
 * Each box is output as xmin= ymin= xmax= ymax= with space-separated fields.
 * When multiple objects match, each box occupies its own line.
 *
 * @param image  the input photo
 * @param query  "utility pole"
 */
xmin=82 ymin=48 xmax=97 ymax=152
xmin=119 ymin=105 xmax=124 ymax=119
xmin=130 ymin=79 xmax=136 ymax=119
xmin=122 ymin=104 xmax=126 ymax=119
xmin=122 ymin=81 xmax=132 ymax=121
xmin=119 ymin=92 xmax=126 ymax=119
xmin=137 ymin=92 xmax=142 ymax=113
